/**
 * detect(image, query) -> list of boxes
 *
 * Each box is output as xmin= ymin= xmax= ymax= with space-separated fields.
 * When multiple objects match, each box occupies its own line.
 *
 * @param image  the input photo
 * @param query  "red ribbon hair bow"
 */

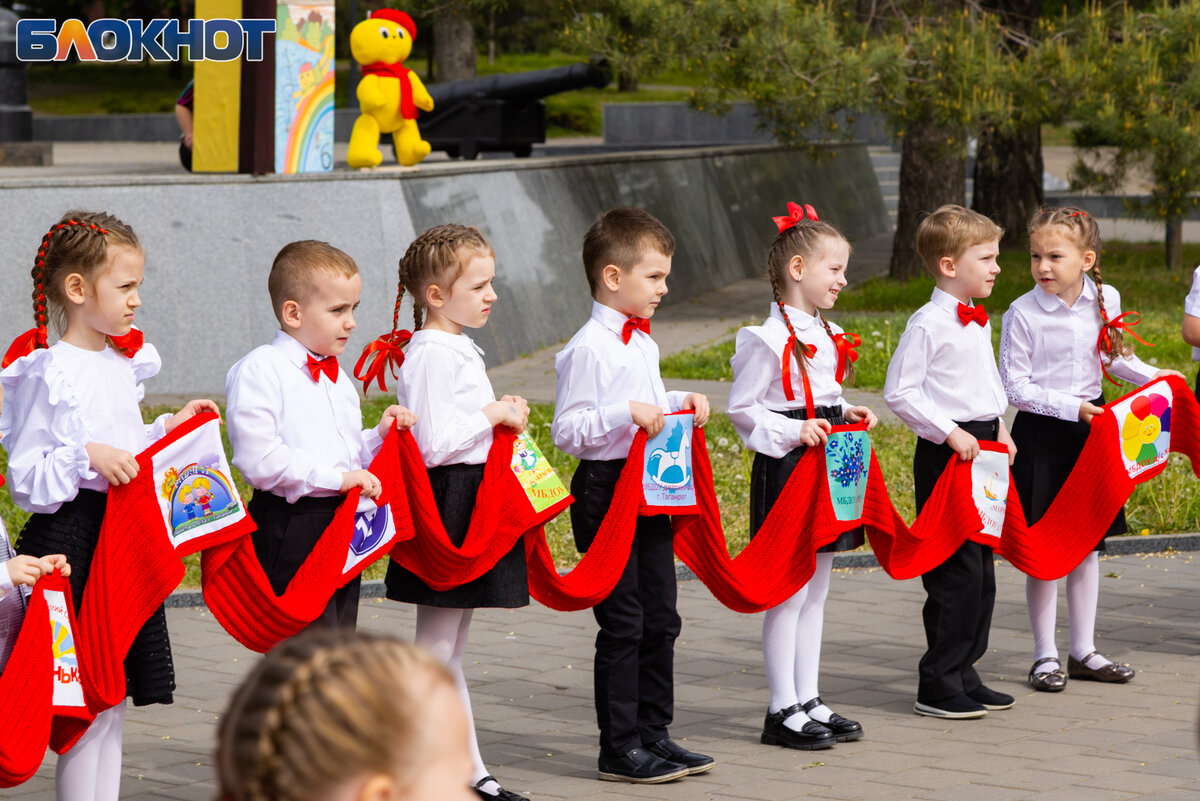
xmin=109 ymin=327 xmax=144 ymax=358
xmin=1097 ymin=310 xmax=1153 ymax=385
xmin=831 ymin=332 xmax=860 ymax=384
xmin=2 ymin=328 xmax=41 ymax=369
xmin=772 ymin=202 xmax=820 ymax=233
xmin=355 ymin=330 xmax=413 ymax=393
xmin=781 ymin=335 xmax=817 ymax=404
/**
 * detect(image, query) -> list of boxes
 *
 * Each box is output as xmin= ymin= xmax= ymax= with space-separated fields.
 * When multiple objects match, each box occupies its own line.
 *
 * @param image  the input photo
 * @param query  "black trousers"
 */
xmin=913 ymin=418 xmax=999 ymax=702
xmin=571 ymin=459 xmax=682 ymax=756
xmin=248 ymin=490 xmax=360 ymax=631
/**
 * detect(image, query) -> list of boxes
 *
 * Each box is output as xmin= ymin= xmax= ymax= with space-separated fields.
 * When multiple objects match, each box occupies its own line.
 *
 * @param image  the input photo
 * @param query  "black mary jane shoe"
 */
xmin=1067 ymin=651 xmax=1135 ymax=683
xmin=1028 ymin=657 xmax=1067 ymax=692
xmin=472 ymin=776 xmax=527 ymax=800
xmin=761 ymin=703 xmax=835 ymax=750
xmin=802 ymin=696 xmax=864 ymax=742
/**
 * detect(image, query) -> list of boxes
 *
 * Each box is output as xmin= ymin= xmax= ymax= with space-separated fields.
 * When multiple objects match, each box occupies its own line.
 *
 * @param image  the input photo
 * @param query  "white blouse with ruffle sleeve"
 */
xmin=0 ymin=340 xmax=167 ymax=514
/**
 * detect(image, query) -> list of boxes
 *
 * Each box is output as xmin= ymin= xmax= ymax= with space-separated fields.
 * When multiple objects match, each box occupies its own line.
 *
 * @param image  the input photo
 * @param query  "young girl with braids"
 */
xmin=0 ymin=211 xmax=218 ymax=801
xmin=216 ymin=629 xmax=476 ymax=801
xmin=1000 ymin=206 xmax=1182 ymax=692
xmin=728 ymin=203 xmax=877 ymax=750
xmin=363 ymin=224 xmax=530 ymax=801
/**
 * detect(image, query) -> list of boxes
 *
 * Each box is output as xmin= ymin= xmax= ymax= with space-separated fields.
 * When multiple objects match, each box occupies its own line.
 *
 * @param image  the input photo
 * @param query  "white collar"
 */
xmin=1034 ymin=274 xmax=1096 ymax=312
xmin=410 ymin=327 xmax=485 ymax=356
xmin=590 ymin=300 xmax=636 ymax=339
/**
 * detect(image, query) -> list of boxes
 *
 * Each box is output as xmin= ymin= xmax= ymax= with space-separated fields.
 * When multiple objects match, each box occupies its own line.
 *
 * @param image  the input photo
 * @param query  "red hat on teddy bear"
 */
xmin=370 ymin=8 xmax=417 ymax=40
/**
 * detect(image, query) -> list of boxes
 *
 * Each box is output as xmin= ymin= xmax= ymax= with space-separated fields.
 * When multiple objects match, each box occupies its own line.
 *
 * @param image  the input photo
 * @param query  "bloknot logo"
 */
xmin=15 ymin=17 xmax=276 ymax=62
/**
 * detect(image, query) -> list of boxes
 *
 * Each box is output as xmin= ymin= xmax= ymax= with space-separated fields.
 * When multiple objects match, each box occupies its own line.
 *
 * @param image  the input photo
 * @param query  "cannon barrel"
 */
xmin=427 ymin=58 xmax=611 ymax=108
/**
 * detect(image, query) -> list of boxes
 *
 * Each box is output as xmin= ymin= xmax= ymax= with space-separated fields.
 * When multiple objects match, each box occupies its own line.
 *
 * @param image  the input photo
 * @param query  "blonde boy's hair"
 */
xmin=915 ymin=205 xmax=1004 ymax=277
xmin=582 ymin=207 xmax=676 ymax=296
xmin=268 ymin=240 xmax=359 ymax=323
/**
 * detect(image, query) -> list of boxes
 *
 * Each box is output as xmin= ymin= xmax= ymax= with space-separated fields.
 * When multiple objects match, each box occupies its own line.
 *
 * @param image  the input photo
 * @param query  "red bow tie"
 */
xmin=621 ymin=316 xmax=651 ymax=344
xmin=306 ymin=354 xmax=339 ymax=383
xmin=957 ymin=303 xmax=988 ymax=327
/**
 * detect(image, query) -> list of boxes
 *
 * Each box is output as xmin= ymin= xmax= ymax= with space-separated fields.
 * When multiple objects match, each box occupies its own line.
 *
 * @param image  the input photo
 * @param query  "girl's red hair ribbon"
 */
xmin=772 ymin=202 xmax=819 ymax=233
xmin=781 ymin=335 xmax=817 ymax=412
xmin=1 ymin=328 xmax=40 ymax=369
xmin=831 ymin=332 xmax=860 ymax=384
xmin=355 ymin=330 xmax=413 ymax=394
xmin=1096 ymin=310 xmax=1152 ymax=385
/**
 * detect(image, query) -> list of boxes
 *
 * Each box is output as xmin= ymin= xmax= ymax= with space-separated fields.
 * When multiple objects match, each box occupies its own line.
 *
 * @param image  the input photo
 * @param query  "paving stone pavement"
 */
xmin=10 ymin=552 xmax=1198 ymax=800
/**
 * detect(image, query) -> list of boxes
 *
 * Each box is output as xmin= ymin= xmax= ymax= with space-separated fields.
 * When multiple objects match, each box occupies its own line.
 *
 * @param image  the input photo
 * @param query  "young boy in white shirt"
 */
xmin=883 ymin=205 xmax=1017 ymax=720
xmin=552 ymin=207 xmax=713 ymax=784
xmin=226 ymin=240 xmax=415 ymax=629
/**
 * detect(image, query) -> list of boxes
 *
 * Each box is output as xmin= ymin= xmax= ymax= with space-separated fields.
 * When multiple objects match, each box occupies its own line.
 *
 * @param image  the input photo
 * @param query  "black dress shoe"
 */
xmin=645 ymin=737 xmax=715 ymax=774
xmin=966 ymin=685 xmax=1014 ymax=710
xmin=913 ymin=694 xmax=987 ymax=719
xmin=802 ymin=697 xmax=864 ymax=742
xmin=597 ymin=748 xmax=688 ymax=784
xmin=472 ymin=776 xmax=527 ymax=800
xmin=760 ymin=703 xmax=836 ymax=750
xmin=1067 ymin=651 xmax=1135 ymax=683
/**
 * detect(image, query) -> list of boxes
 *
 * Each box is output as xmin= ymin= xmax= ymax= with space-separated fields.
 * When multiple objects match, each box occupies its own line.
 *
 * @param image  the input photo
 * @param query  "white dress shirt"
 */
xmin=728 ymin=304 xmax=849 ymax=458
xmin=552 ymin=301 xmax=689 ymax=461
xmin=0 ymin=340 xmax=167 ymax=513
xmin=396 ymin=328 xmax=495 ymax=467
xmin=1000 ymin=277 xmax=1157 ymax=422
xmin=226 ymin=330 xmax=383 ymax=503
xmin=1185 ymin=266 xmax=1200 ymax=361
xmin=884 ymin=288 xmax=1008 ymax=444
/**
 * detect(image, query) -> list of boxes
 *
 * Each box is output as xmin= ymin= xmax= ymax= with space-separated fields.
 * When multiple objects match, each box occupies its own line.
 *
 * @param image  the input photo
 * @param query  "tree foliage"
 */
xmin=558 ymin=0 xmax=684 ymax=91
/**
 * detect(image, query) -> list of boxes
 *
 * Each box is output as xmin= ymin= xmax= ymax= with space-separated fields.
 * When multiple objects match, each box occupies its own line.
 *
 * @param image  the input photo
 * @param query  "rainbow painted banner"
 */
xmin=274 ymin=2 xmax=334 ymax=173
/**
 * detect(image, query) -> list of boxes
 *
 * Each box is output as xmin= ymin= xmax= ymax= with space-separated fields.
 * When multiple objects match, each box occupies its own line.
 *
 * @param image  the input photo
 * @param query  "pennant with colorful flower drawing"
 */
xmin=825 ymin=424 xmax=871 ymax=522
xmin=1109 ymin=380 xmax=1173 ymax=481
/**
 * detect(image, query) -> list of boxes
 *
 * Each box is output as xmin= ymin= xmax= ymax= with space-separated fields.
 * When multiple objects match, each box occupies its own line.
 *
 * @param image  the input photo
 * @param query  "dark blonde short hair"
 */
xmin=582 ymin=207 xmax=675 ymax=295
xmin=915 ymin=205 xmax=1004 ymax=277
xmin=268 ymin=240 xmax=359 ymax=322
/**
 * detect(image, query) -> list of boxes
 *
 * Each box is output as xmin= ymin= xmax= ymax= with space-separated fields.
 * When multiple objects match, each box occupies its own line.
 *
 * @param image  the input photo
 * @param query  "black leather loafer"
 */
xmin=597 ymin=748 xmax=688 ymax=784
xmin=1068 ymin=651 xmax=1135 ymax=683
xmin=761 ymin=703 xmax=836 ymax=750
xmin=645 ymin=738 xmax=715 ymax=774
xmin=802 ymin=696 xmax=864 ymax=742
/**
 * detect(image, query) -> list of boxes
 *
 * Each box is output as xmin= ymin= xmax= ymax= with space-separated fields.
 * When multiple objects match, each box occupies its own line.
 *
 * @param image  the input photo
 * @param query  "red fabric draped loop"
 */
xmin=1097 ymin=311 xmax=1153 ymax=385
xmin=831 ymin=332 xmax=860 ymax=384
xmin=2 ymin=328 xmax=40 ymax=369
xmin=772 ymin=202 xmax=819 ymax=232
xmin=781 ymin=337 xmax=817 ymax=416
xmin=355 ymin=330 xmax=412 ymax=393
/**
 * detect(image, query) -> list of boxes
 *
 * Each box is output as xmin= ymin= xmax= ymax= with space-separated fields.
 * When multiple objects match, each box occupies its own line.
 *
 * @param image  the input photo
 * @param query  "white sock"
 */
xmin=796 ymin=554 xmax=833 ymax=723
xmin=56 ymin=703 xmax=124 ymax=801
xmin=762 ymin=584 xmax=811 ymax=731
xmin=1067 ymin=553 xmax=1107 ymax=667
xmin=415 ymin=605 xmax=492 ymax=786
xmin=1026 ymin=575 xmax=1060 ymax=669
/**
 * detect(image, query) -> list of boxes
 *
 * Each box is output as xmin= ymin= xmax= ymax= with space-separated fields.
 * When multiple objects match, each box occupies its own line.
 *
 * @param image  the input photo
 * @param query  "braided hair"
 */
xmin=215 ymin=629 xmax=455 ymax=801
xmin=393 ymin=224 xmax=493 ymax=337
xmin=1028 ymin=206 xmax=1130 ymax=359
xmin=766 ymin=216 xmax=856 ymax=385
xmin=31 ymin=211 xmax=140 ymax=348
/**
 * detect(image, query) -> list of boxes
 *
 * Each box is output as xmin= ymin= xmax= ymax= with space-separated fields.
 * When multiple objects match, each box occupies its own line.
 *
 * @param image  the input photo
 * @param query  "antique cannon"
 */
xmin=401 ymin=58 xmax=611 ymax=160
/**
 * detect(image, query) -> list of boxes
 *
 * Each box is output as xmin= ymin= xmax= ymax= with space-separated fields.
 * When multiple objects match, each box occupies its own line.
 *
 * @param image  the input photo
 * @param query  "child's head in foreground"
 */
xmin=268 ymin=240 xmax=361 ymax=358
xmin=582 ymin=206 xmax=676 ymax=318
xmin=216 ymin=629 xmax=475 ymax=801
xmin=915 ymin=204 xmax=1004 ymax=301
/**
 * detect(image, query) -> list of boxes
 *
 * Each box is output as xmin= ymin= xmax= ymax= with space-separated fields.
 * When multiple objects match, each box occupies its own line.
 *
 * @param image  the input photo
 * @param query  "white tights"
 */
xmin=55 ymin=703 xmax=124 ymax=801
xmin=762 ymin=553 xmax=835 ymax=729
xmin=1026 ymin=551 xmax=1108 ymax=668
xmin=414 ymin=605 xmax=495 ymax=791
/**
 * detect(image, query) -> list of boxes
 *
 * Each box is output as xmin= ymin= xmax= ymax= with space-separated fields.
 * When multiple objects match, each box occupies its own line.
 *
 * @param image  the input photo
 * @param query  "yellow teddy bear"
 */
xmin=348 ymin=9 xmax=433 ymax=169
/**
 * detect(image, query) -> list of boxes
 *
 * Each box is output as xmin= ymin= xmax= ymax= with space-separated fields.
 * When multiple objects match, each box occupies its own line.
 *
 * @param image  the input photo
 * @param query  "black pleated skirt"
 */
xmin=1010 ymin=398 xmax=1124 ymax=552
xmin=750 ymin=405 xmax=865 ymax=552
xmin=16 ymin=489 xmax=174 ymax=706
xmin=385 ymin=463 xmax=529 ymax=608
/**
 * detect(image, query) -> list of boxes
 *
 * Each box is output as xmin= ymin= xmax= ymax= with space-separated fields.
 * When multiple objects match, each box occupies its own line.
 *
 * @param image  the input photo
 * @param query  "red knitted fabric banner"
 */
xmin=202 ymin=424 xmax=411 ymax=653
xmin=0 ymin=570 xmax=91 ymax=787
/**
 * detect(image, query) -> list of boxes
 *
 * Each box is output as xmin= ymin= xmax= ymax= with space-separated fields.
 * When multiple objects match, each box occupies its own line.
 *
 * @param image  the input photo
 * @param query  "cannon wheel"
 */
xmin=513 ymin=144 xmax=533 ymax=158
xmin=459 ymin=141 xmax=480 ymax=160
